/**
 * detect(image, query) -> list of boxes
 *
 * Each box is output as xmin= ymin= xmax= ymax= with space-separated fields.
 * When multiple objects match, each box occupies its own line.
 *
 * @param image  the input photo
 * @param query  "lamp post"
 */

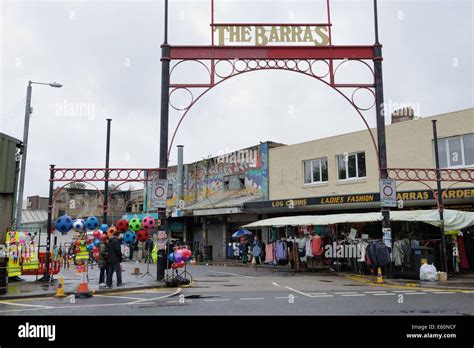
xmin=15 ymin=81 xmax=62 ymax=230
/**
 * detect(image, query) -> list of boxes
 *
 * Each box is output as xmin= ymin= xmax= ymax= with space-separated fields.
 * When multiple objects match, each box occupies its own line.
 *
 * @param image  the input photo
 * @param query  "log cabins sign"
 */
xmin=245 ymin=187 xmax=474 ymax=210
xmin=213 ymin=25 xmax=330 ymax=47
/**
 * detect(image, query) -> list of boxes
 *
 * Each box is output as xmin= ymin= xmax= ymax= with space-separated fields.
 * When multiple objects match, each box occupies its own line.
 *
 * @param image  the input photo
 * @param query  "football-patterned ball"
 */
xmin=141 ymin=216 xmax=156 ymax=230
xmin=56 ymin=215 xmax=73 ymax=233
xmin=72 ymin=219 xmax=85 ymax=232
xmin=129 ymin=218 xmax=142 ymax=232
xmin=115 ymin=219 xmax=129 ymax=232
xmin=85 ymin=216 xmax=99 ymax=230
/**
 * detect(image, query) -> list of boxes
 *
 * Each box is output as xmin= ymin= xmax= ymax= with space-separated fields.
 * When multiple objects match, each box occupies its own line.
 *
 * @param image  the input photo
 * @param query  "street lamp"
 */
xmin=15 ymin=81 xmax=62 ymax=230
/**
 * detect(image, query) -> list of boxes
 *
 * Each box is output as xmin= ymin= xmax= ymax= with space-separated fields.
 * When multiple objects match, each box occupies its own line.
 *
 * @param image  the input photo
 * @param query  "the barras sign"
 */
xmin=213 ymin=24 xmax=330 ymax=47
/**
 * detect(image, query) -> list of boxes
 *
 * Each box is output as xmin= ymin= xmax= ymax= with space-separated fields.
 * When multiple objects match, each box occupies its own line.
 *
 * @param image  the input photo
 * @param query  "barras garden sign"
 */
xmin=213 ymin=24 xmax=330 ymax=47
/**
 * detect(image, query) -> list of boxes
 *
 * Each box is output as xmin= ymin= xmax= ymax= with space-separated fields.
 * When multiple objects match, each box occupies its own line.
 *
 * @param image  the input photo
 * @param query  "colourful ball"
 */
xmin=86 ymin=244 xmax=93 ymax=251
xmin=93 ymin=239 xmax=100 ymax=247
xmin=100 ymin=224 xmax=109 ymax=233
xmin=174 ymin=250 xmax=183 ymax=263
xmin=85 ymin=216 xmax=100 ymax=231
xmin=115 ymin=219 xmax=129 ymax=232
xmin=136 ymin=229 xmax=150 ymax=242
xmin=106 ymin=226 xmax=117 ymax=238
xmin=182 ymin=249 xmax=192 ymax=260
xmin=99 ymin=234 xmax=106 ymax=241
xmin=93 ymin=230 xmax=101 ymax=238
xmin=72 ymin=219 xmax=85 ymax=232
xmin=56 ymin=215 xmax=73 ymax=233
xmin=141 ymin=216 xmax=156 ymax=230
xmin=128 ymin=218 xmax=142 ymax=232
xmin=177 ymin=260 xmax=185 ymax=268
xmin=168 ymin=253 xmax=174 ymax=263
xmin=123 ymin=231 xmax=136 ymax=245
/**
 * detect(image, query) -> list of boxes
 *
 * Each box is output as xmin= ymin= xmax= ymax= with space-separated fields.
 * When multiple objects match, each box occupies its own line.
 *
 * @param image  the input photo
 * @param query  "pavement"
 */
xmin=0 ymin=265 xmax=473 ymax=315
xmin=343 ymin=272 xmax=474 ymax=290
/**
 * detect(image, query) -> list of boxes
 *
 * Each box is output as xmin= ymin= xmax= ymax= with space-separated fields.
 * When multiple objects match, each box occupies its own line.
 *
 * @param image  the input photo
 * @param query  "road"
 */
xmin=0 ymin=265 xmax=473 ymax=315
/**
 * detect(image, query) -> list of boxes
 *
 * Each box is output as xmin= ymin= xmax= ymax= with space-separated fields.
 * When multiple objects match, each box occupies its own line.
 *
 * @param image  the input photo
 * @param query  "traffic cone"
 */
xmin=376 ymin=267 xmax=383 ymax=284
xmin=132 ymin=260 xmax=142 ymax=275
xmin=54 ymin=276 xmax=66 ymax=297
xmin=75 ymin=271 xmax=93 ymax=298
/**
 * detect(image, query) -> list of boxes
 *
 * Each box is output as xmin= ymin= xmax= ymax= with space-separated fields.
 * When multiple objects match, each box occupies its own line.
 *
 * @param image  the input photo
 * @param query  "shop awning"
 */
xmin=242 ymin=209 xmax=474 ymax=230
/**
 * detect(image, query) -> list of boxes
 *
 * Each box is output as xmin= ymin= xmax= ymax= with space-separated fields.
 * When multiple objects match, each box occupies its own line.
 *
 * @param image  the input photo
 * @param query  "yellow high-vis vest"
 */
xmin=76 ymin=244 xmax=89 ymax=261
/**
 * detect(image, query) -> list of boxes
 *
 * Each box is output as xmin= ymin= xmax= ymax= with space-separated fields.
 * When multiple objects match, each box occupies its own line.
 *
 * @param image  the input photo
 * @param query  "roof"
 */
xmin=185 ymin=193 xmax=263 ymax=211
xmin=243 ymin=209 xmax=474 ymax=231
xmin=21 ymin=210 xmax=48 ymax=225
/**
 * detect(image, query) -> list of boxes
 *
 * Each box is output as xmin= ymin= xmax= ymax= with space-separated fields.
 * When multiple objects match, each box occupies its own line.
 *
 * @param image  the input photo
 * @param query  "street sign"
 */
xmin=379 ymin=178 xmax=397 ymax=207
xmin=150 ymin=178 xmax=168 ymax=209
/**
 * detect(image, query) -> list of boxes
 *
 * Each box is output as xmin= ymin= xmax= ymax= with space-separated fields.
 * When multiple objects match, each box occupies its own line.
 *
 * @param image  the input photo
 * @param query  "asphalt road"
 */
xmin=0 ymin=265 xmax=473 ymax=315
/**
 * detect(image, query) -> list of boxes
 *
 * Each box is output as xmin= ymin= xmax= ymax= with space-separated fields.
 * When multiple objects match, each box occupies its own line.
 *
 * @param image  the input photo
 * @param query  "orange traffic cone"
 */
xmin=55 ymin=276 xmax=66 ymax=297
xmin=376 ymin=267 xmax=383 ymax=284
xmin=75 ymin=272 xmax=93 ymax=298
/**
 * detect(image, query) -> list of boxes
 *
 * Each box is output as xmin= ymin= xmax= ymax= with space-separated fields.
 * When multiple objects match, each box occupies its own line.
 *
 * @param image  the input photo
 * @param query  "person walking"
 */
xmin=98 ymin=236 xmax=109 ymax=288
xmin=106 ymin=231 xmax=123 ymax=288
xmin=240 ymin=238 xmax=249 ymax=265
xmin=251 ymin=235 xmax=263 ymax=265
xmin=144 ymin=238 xmax=154 ymax=264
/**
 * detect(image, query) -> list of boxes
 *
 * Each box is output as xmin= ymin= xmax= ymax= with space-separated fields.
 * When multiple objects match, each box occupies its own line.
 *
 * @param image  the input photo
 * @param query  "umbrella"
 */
xmin=232 ymin=229 xmax=253 ymax=238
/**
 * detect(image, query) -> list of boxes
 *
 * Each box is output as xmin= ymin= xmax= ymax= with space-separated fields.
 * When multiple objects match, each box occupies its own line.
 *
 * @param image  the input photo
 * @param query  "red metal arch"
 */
xmin=167 ymin=65 xmax=380 ymax=169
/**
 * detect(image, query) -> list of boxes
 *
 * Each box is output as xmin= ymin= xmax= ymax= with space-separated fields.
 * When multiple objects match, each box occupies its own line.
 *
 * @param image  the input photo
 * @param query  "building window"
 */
xmin=336 ymin=152 xmax=366 ymax=180
xmin=224 ymin=174 xmax=246 ymax=190
xmin=303 ymin=158 xmax=328 ymax=184
xmin=436 ymin=134 xmax=474 ymax=168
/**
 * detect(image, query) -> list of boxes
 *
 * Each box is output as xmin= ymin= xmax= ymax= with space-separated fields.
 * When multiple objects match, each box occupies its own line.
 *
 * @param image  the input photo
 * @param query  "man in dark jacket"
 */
xmin=106 ymin=231 xmax=123 ymax=288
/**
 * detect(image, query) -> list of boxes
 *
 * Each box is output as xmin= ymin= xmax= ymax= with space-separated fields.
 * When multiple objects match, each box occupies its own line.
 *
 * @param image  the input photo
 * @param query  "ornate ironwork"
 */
xmin=386 ymin=168 xmax=474 ymax=183
xmin=51 ymin=168 xmax=167 ymax=182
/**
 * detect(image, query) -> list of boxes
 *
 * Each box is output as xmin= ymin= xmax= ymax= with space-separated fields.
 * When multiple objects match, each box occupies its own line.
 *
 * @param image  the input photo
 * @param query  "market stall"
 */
xmin=242 ymin=210 xmax=474 ymax=277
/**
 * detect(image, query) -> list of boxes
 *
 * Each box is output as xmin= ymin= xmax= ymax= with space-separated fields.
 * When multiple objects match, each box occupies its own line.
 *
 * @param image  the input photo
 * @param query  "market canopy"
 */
xmin=242 ymin=209 xmax=474 ymax=231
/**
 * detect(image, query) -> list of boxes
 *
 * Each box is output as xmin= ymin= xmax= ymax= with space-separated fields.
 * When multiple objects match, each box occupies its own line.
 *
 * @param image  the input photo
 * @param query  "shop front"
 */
xmin=242 ymin=210 xmax=474 ymax=279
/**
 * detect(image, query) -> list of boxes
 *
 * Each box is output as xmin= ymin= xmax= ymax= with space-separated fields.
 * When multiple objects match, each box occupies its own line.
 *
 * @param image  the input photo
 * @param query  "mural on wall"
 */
xmin=165 ymin=144 xmax=268 ymax=208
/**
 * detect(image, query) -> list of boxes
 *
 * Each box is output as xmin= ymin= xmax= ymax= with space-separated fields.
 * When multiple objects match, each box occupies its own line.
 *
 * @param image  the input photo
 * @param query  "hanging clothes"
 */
xmin=265 ymin=243 xmax=274 ymax=263
xmin=457 ymin=233 xmax=469 ymax=269
xmin=305 ymin=237 xmax=313 ymax=257
xmin=311 ymin=235 xmax=324 ymax=256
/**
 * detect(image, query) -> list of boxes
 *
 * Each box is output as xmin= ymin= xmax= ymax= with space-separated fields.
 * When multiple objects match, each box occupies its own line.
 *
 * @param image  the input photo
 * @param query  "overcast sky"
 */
xmin=1 ymin=0 xmax=473 ymax=198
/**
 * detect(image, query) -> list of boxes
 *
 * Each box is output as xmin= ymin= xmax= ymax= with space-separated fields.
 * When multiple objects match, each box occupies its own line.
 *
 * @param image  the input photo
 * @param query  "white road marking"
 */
xmin=0 ymin=288 xmax=181 ymax=314
xmin=203 ymin=298 xmax=230 ymax=302
xmin=393 ymin=290 xmax=416 ymax=293
xmin=341 ymin=294 xmax=365 ymax=297
xmin=307 ymin=293 xmax=328 ymax=296
xmin=166 ymin=300 xmax=193 ymax=303
xmin=0 ymin=301 xmax=54 ymax=309
xmin=431 ymin=291 xmax=456 ymax=294
xmin=129 ymin=288 xmax=181 ymax=304
xmin=94 ymin=294 xmax=143 ymax=300
xmin=402 ymin=292 xmax=427 ymax=295
xmin=275 ymin=296 xmax=299 ymax=299
xmin=309 ymin=294 xmax=334 ymax=298
xmin=372 ymin=293 xmax=396 ymax=296
xmin=363 ymin=291 xmax=387 ymax=294
xmin=240 ymin=297 xmax=264 ymax=300
xmin=272 ymin=282 xmax=311 ymax=297
xmin=334 ymin=292 xmax=357 ymax=295
xmin=209 ymin=271 xmax=255 ymax=279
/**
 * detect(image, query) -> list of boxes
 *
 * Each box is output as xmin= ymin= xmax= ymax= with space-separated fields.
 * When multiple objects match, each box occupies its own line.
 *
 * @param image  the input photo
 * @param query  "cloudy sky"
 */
xmin=1 ymin=0 xmax=473 ymax=198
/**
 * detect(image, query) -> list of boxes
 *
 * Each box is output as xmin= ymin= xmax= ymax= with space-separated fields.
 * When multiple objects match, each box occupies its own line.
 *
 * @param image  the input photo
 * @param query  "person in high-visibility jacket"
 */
xmin=75 ymin=240 xmax=89 ymax=262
